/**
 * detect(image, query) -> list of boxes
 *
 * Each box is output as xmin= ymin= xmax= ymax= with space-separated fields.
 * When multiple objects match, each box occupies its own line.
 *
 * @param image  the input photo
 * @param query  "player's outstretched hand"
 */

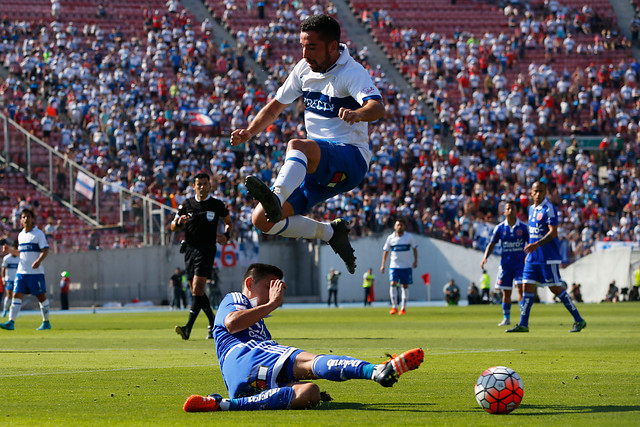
xmin=230 ymin=129 xmax=252 ymax=146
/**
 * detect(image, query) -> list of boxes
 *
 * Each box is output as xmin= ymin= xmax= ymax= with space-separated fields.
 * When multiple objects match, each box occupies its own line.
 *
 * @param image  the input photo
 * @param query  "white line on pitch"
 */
xmin=0 ymin=364 xmax=217 ymax=378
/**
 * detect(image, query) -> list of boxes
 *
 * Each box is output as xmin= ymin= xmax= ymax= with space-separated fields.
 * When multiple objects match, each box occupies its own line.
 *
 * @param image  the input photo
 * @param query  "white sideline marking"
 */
xmin=0 ymin=363 xmax=216 ymax=378
xmin=429 ymin=349 xmax=515 ymax=355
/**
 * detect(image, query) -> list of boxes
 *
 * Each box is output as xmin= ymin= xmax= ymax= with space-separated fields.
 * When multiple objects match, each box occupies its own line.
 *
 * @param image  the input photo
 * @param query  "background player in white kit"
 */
xmin=1 ymin=241 xmax=20 ymax=318
xmin=0 ymin=209 xmax=51 ymax=331
xmin=380 ymin=219 xmax=418 ymax=315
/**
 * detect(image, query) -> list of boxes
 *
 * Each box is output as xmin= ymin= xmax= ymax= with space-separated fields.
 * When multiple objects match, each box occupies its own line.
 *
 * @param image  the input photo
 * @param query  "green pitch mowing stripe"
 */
xmin=0 ymin=303 xmax=638 ymax=426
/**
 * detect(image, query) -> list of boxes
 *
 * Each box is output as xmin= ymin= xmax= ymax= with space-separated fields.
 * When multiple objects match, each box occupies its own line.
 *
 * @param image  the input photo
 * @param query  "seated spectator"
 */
xmin=603 ymin=281 xmax=619 ymax=302
xmin=570 ymin=283 xmax=583 ymax=303
xmin=467 ymin=281 xmax=481 ymax=305
xmin=443 ymin=279 xmax=460 ymax=305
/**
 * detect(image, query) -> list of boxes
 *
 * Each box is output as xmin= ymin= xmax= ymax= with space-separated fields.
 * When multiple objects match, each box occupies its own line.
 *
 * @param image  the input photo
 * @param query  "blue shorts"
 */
xmin=495 ymin=265 xmax=524 ymax=290
xmin=522 ymin=262 xmax=562 ymax=287
xmin=286 ymin=140 xmax=368 ymax=215
xmin=221 ymin=340 xmax=303 ymax=398
xmin=14 ymin=273 xmax=47 ymax=295
xmin=3 ymin=280 xmax=14 ymax=293
xmin=389 ymin=268 xmax=413 ymax=286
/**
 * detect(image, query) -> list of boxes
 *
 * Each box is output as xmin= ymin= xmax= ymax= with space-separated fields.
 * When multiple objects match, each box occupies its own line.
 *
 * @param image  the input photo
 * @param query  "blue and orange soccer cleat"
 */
xmin=183 ymin=394 xmax=222 ymax=412
xmin=373 ymin=347 xmax=424 ymax=387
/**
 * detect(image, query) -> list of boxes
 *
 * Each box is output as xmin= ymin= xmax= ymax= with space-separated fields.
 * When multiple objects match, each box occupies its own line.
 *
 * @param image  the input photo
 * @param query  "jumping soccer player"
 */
xmin=230 ymin=15 xmax=386 ymax=274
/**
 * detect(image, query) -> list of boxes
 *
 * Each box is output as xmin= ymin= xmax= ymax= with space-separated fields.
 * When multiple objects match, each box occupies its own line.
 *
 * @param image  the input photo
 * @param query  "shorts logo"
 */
xmin=327 ymin=172 xmax=347 ymax=187
xmin=206 ymin=211 xmax=215 ymax=221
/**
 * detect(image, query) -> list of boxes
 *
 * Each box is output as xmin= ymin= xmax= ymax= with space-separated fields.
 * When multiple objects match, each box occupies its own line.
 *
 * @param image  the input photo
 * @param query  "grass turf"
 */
xmin=0 ymin=302 xmax=639 ymax=426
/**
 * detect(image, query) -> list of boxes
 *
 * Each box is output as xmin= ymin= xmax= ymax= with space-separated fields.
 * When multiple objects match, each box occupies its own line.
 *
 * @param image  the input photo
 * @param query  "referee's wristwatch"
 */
xmin=224 ymin=231 xmax=231 ymax=240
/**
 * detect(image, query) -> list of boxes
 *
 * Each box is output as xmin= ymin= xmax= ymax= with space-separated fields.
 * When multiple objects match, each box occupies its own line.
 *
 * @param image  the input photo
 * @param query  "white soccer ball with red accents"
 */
xmin=474 ymin=366 xmax=524 ymax=414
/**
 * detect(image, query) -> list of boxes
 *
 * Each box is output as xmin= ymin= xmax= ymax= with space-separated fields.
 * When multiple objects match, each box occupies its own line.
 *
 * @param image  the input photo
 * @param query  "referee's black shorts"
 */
xmin=184 ymin=245 xmax=216 ymax=281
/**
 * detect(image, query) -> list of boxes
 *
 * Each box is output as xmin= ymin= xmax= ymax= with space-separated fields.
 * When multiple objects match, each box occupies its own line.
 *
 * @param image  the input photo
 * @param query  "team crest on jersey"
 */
xmin=327 ymin=172 xmax=347 ymax=187
xmin=516 ymin=229 xmax=523 ymax=236
xmin=536 ymin=212 xmax=543 ymax=221
xmin=206 ymin=211 xmax=215 ymax=221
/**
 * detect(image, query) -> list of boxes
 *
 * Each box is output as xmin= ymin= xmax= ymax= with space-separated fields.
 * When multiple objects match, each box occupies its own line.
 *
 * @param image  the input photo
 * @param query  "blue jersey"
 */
xmin=490 ymin=219 xmax=528 ymax=269
xmin=527 ymin=198 xmax=562 ymax=264
xmin=213 ymin=292 xmax=274 ymax=366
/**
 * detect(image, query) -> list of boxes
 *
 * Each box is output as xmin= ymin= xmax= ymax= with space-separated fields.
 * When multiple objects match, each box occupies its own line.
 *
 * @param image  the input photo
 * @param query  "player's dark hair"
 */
xmin=395 ymin=217 xmax=407 ymax=225
xmin=244 ymin=263 xmax=284 ymax=284
xmin=300 ymin=14 xmax=341 ymax=44
xmin=193 ymin=172 xmax=210 ymax=182
xmin=504 ymin=199 xmax=516 ymax=206
xmin=20 ymin=208 xmax=35 ymax=218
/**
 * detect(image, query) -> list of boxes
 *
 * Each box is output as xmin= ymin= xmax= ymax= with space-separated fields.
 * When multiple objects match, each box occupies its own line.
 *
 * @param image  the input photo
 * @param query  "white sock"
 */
xmin=9 ymin=298 xmax=22 ymax=321
xmin=390 ymin=286 xmax=398 ymax=309
xmin=272 ymin=149 xmax=307 ymax=205
xmin=265 ymin=215 xmax=332 ymax=241
xmin=3 ymin=296 xmax=9 ymax=311
xmin=39 ymin=299 xmax=50 ymax=321
xmin=401 ymin=287 xmax=409 ymax=310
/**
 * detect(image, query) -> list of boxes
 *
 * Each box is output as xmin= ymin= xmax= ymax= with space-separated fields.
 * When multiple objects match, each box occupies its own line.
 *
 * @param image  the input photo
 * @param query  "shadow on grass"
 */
xmin=318 ymin=402 xmax=435 ymax=411
xmin=319 ymin=403 xmax=640 ymax=414
xmin=511 ymin=404 xmax=640 ymax=415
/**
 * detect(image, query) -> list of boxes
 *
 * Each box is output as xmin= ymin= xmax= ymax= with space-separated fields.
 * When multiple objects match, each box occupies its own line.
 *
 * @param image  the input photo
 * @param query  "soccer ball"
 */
xmin=474 ymin=366 xmax=524 ymax=414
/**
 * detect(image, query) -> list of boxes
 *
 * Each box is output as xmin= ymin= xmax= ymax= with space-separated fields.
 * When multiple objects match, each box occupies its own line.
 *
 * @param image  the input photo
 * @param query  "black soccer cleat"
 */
xmin=569 ymin=319 xmax=587 ymax=333
xmin=328 ymin=218 xmax=356 ymax=274
xmin=175 ymin=325 xmax=191 ymax=340
xmin=245 ymin=175 xmax=282 ymax=223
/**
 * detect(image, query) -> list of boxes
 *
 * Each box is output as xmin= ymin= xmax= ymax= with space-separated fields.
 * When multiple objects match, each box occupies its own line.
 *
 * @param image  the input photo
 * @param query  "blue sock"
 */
xmin=312 ymin=355 xmax=374 ymax=382
xmin=557 ymin=290 xmax=583 ymax=322
xmin=229 ymin=387 xmax=294 ymax=410
xmin=519 ymin=292 xmax=535 ymax=327
xmin=502 ymin=302 xmax=511 ymax=319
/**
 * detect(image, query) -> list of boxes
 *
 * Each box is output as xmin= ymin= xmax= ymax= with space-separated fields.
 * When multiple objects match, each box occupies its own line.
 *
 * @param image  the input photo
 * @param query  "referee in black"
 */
xmin=171 ymin=172 xmax=233 ymax=340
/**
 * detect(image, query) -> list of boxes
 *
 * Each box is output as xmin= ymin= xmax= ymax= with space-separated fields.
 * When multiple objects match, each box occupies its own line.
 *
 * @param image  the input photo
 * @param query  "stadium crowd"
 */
xmin=1 ymin=0 xmax=640 ymax=264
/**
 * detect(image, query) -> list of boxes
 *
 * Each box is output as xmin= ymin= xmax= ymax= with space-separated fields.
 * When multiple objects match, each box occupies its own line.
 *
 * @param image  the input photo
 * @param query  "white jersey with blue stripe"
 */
xmin=213 ymin=292 xmax=274 ymax=364
xmin=490 ymin=219 xmax=528 ymax=269
xmin=275 ymin=44 xmax=382 ymax=165
xmin=527 ymin=198 xmax=562 ymax=264
xmin=383 ymin=231 xmax=418 ymax=269
xmin=17 ymin=226 xmax=49 ymax=275
xmin=2 ymin=254 xmax=20 ymax=281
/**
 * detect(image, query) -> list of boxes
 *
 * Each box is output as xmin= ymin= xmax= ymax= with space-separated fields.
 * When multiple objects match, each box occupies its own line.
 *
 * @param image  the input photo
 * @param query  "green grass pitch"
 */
xmin=1 ymin=302 xmax=639 ymax=426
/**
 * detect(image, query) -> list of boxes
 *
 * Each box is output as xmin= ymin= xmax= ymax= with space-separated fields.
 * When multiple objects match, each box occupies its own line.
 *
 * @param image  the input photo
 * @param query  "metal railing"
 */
xmin=0 ymin=112 xmax=175 ymax=247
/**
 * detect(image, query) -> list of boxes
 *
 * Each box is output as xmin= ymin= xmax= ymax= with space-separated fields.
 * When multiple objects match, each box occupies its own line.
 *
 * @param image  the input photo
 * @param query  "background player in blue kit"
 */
xmin=481 ymin=200 xmax=528 ymax=326
xmin=230 ymin=15 xmax=386 ymax=274
xmin=182 ymin=263 xmax=424 ymax=412
xmin=507 ymin=181 xmax=587 ymax=333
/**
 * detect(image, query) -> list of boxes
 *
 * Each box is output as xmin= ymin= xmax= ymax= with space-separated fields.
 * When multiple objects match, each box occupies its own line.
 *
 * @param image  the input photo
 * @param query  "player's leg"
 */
xmin=497 ymin=267 xmax=513 ymax=326
xmin=295 ymin=349 xmax=424 ymax=387
xmin=499 ymin=289 xmax=512 ymax=326
xmin=246 ymin=139 xmax=319 ymax=223
xmin=249 ymin=142 xmax=365 ymax=273
xmin=35 ymin=291 xmax=51 ymax=330
xmin=1 ymin=287 xmax=11 ymax=317
xmin=547 ymin=266 xmax=586 ymax=332
xmin=400 ymin=284 xmax=409 ymax=314
xmin=389 ymin=278 xmax=399 ymax=314
xmin=184 ymin=383 xmax=317 ymax=412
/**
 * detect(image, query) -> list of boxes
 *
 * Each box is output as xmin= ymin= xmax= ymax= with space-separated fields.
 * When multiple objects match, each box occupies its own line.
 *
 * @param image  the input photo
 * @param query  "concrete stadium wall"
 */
xmin=40 ymin=235 xmax=634 ymax=308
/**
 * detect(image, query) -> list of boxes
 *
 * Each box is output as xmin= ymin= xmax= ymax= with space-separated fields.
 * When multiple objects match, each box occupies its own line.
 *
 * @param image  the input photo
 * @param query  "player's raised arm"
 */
xmin=230 ymin=99 xmax=289 ymax=146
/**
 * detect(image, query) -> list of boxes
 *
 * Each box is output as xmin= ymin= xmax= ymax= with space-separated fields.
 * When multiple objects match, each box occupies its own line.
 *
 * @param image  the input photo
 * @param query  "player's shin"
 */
xmin=311 ymin=355 xmax=374 ymax=381
xmin=230 ymin=387 xmax=294 ymax=410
